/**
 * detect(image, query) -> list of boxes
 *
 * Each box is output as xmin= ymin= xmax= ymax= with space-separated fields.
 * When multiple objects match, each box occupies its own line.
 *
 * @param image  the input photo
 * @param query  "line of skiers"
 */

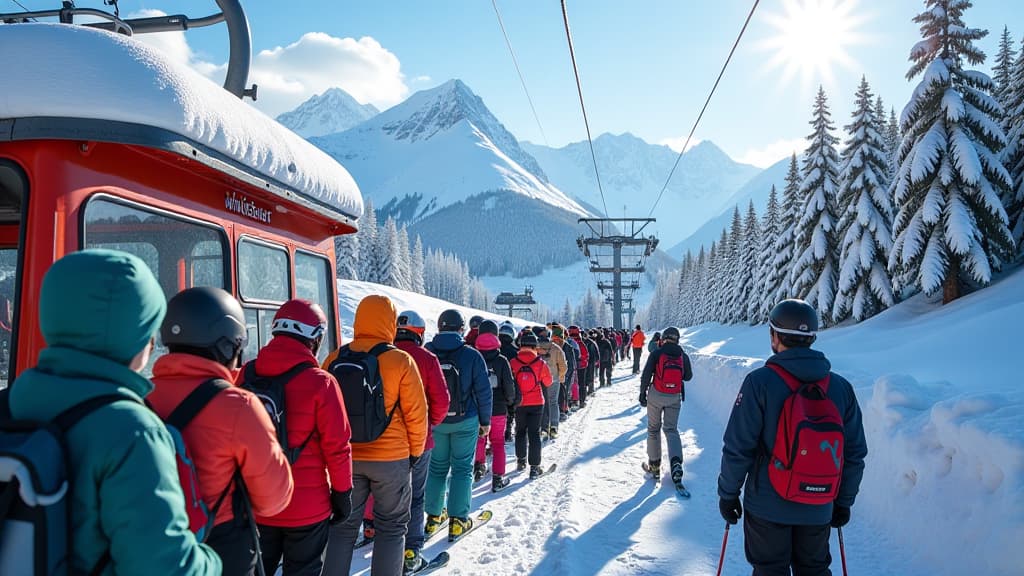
xmin=0 ymin=248 xmax=639 ymax=576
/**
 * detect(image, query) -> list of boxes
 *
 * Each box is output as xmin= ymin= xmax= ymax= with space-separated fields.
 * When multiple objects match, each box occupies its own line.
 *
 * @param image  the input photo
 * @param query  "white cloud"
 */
xmin=128 ymin=15 xmax=409 ymax=118
xmin=412 ymin=75 xmax=432 ymax=84
xmin=734 ymin=137 xmax=806 ymax=168
xmin=658 ymin=136 xmax=702 ymax=153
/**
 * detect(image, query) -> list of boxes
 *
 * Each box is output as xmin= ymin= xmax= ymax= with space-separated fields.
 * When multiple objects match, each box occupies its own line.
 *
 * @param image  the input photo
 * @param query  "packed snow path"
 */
xmin=348 ymin=361 xmax=933 ymax=575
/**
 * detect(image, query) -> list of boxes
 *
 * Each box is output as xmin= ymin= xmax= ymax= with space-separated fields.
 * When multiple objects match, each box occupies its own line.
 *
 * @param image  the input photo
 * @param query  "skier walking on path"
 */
xmin=717 ymin=299 xmax=868 ymax=576
xmin=510 ymin=333 xmax=554 ymax=479
xmin=5 ymin=249 xmax=222 ymax=575
xmin=535 ymin=327 xmax=567 ymax=437
xmin=552 ymin=325 xmax=581 ymax=408
xmin=638 ymin=326 xmax=693 ymax=487
xmin=248 ymin=300 xmax=353 ymax=576
xmin=584 ymin=331 xmax=599 ymax=397
xmin=596 ymin=331 xmax=614 ymax=388
xmin=631 ymin=325 xmax=646 ymax=375
xmin=473 ymin=324 xmax=519 ymax=492
xmin=424 ymin=310 xmax=493 ymax=541
xmin=498 ymin=322 xmax=519 ymax=442
xmin=324 ymin=295 xmax=428 ymax=576
xmin=149 ymin=287 xmax=294 ymax=575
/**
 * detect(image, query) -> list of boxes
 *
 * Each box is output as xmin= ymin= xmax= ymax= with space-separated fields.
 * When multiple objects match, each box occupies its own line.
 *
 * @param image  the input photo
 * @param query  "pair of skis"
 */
xmin=642 ymin=462 xmax=691 ymax=498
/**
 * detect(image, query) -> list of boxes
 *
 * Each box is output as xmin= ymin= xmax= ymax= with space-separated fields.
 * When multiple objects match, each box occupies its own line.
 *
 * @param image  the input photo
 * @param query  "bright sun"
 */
xmin=760 ymin=0 xmax=868 ymax=89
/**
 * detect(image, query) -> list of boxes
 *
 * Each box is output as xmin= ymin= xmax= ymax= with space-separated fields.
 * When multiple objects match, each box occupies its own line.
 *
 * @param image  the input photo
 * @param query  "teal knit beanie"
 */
xmin=39 ymin=249 xmax=167 ymax=364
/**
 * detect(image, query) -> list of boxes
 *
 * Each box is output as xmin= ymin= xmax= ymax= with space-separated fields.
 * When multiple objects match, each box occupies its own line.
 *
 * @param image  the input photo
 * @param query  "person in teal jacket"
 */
xmin=8 ymin=249 xmax=221 ymax=575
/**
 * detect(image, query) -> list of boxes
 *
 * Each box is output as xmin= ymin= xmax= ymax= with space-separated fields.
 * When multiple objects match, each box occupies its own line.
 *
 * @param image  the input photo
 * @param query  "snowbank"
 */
xmin=679 ymin=267 xmax=1024 ymax=575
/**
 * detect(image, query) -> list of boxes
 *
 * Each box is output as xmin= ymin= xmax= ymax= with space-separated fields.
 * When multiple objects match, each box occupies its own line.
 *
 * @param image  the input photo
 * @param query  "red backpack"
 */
xmin=653 ymin=354 xmax=685 ymax=394
xmin=766 ymin=364 xmax=845 ymax=504
xmin=514 ymin=358 xmax=545 ymax=405
xmin=573 ymin=337 xmax=589 ymax=368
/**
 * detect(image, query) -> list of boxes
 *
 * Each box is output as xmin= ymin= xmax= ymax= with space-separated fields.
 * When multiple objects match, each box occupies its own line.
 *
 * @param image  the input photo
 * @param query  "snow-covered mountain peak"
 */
xmin=276 ymin=87 xmax=379 ymax=138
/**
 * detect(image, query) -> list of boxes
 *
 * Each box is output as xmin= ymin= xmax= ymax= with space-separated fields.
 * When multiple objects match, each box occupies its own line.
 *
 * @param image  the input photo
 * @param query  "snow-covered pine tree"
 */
xmin=561 ymin=299 xmax=574 ymax=325
xmin=834 ymin=76 xmax=895 ymax=322
xmin=396 ymin=225 xmax=412 ymax=290
xmin=702 ymin=240 xmax=719 ymax=324
xmin=1002 ymin=37 xmax=1024 ymax=254
xmin=691 ymin=246 xmax=707 ymax=325
xmin=752 ymin=185 xmax=781 ymax=323
xmin=993 ymin=26 xmax=1018 ymax=124
xmin=356 ymin=199 xmax=379 ymax=283
xmin=766 ymin=154 xmax=802 ymax=310
xmin=790 ymin=86 xmax=841 ymax=323
xmin=733 ymin=201 xmax=760 ymax=324
xmin=676 ymin=251 xmax=693 ymax=326
xmin=377 ymin=218 xmax=401 ymax=288
xmin=411 ymin=236 xmax=426 ymax=293
xmin=711 ymin=229 xmax=730 ymax=323
xmin=723 ymin=207 xmax=744 ymax=323
xmin=886 ymin=108 xmax=902 ymax=179
xmin=334 ymin=232 xmax=359 ymax=280
xmin=890 ymin=0 xmax=1015 ymax=303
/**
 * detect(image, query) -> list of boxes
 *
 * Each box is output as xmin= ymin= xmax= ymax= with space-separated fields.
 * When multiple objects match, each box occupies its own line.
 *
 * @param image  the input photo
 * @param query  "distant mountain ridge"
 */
xmin=276 ymin=87 xmax=379 ymax=138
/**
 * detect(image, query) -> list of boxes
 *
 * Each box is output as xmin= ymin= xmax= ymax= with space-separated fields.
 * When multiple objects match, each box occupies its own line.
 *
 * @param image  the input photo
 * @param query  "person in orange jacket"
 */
xmin=631 ymin=325 xmax=646 ymax=375
xmin=247 ymin=300 xmax=353 ymax=576
xmin=323 ymin=295 xmax=428 ymax=576
xmin=148 ymin=287 xmax=294 ymax=576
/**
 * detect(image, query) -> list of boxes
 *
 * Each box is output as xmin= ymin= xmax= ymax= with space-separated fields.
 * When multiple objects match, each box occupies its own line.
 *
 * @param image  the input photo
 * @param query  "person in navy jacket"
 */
xmin=718 ymin=299 xmax=867 ymax=576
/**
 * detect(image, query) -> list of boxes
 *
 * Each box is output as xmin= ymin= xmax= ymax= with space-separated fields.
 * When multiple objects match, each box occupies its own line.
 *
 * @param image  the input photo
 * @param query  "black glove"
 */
xmin=409 ymin=454 xmax=421 ymax=469
xmin=639 ymin=392 xmax=647 ymax=408
xmin=719 ymin=497 xmax=742 ymax=525
xmin=830 ymin=505 xmax=851 ymax=528
xmin=329 ymin=489 xmax=352 ymax=525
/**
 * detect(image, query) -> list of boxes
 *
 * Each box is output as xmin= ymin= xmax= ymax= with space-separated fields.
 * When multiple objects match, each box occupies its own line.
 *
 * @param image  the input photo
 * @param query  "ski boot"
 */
xmin=473 ymin=462 xmax=487 ymax=482
xmin=559 ymin=411 xmax=568 ymax=422
xmin=548 ymin=426 xmax=559 ymax=440
xmin=424 ymin=509 xmax=448 ymax=537
xmin=645 ymin=459 xmax=661 ymax=479
xmin=362 ymin=519 xmax=375 ymax=541
xmin=404 ymin=549 xmax=427 ymax=574
xmin=492 ymin=474 xmax=510 ymax=493
xmin=516 ymin=458 xmax=527 ymax=472
xmin=671 ymin=457 xmax=684 ymax=484
xmin=449 ymin=516 xmax=473 ymax=542
xmin=529 ymin=465 xmax=545 ymax=479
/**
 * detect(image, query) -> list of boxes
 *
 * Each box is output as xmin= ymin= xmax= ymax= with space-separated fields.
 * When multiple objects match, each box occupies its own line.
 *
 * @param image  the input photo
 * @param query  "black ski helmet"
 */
xmin=469 ymin=315 xmax=484 ymax=329
xmin=768 ymin=299 xmax=818 ymax=345
xmin=662 ymin=326 xmax=681 ymax=342
xmin=438 ymin=309 xmax=465 ymax=332
xmin=479 ymin=319 xmax=499 ymax=336
xmin=161 ymin=287 xmax=248 ymax=365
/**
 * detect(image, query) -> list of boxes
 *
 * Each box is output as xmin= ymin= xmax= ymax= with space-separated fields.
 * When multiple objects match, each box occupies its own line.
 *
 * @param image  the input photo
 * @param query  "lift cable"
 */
xmin=648 ymin=0 xmax=761 ymax=217
xmin=491 ymin=0 xmax=549 ymax=147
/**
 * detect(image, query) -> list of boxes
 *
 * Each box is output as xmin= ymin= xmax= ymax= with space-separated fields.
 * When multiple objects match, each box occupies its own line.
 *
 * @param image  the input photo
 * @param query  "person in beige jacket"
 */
xmin=534 ymin=326 xmax=567 ymax=438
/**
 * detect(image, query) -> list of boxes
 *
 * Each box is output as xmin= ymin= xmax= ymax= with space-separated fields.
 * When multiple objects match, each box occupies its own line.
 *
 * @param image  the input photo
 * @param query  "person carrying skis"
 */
xmin=324 ymin=295 xmax=428 ymax=576
xmin=639 ymin=326 xmax=693 ymax=488
xmin=596 ymin=331 xmax=614 ymax=388
xmin=149 ymin=287 xmax=294 ymax=575
xmin=510 ymin=333 xmax=553 ymax=479
xmin=4 ymin=249 xmax=221 ymax=575
xmin=247 ymin=299 xmax=353 ymax=576
xmin=473 ymin=322 xmax=518 ymax=493
xmin=535 ymin=326 xmax=567 ymax=437
xmin=424 ymin=310 xmax=492 ymax=541
xmin=717 ymin=300 xmax=868 ymax=575
xmin=498 ymin=322 xmax=519 ymax=443
xmin=631 ymin=325 xmax=646 ymax=375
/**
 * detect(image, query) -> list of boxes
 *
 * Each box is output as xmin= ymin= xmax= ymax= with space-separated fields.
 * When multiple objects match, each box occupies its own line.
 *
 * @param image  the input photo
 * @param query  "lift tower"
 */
xmin=576 ymin=218 xmax=658 ymax=330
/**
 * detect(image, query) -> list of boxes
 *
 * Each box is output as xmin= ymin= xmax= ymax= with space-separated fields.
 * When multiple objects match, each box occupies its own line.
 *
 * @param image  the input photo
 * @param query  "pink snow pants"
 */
xmin=474 ymin=415 xmax=507 ymax=475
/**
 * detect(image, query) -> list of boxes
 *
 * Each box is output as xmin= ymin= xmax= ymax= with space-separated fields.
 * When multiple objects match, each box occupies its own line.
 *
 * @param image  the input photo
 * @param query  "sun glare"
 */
xmin=760 ymin=0 xmax=868 ymax=90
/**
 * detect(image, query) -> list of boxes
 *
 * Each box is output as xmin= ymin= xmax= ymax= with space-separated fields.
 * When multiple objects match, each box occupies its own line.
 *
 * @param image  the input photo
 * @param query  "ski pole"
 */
xmin=838 ymin=527 xmax=848 ymax=576
xmin=715 ymin=523 xmax=730 ymax=576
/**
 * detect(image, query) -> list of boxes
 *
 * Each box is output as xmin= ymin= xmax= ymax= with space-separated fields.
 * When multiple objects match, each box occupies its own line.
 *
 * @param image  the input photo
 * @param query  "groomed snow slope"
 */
xmin=334 ymin=275 xmax=1021 ymax=575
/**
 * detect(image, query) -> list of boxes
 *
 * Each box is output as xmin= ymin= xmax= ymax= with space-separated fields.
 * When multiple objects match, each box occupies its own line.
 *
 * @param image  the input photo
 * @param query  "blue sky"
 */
xmin=80 ymin=0 xmax=1024 ymax=166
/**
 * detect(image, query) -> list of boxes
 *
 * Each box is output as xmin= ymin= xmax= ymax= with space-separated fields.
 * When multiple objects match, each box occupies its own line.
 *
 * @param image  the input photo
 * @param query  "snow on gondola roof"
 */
xmin=0 ymin=23 xmax=363 ymax=223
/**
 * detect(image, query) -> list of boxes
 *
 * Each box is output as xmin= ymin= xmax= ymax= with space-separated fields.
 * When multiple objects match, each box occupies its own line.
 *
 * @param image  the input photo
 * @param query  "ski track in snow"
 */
xmin=347 ymin=362 xmax=932 ymax=575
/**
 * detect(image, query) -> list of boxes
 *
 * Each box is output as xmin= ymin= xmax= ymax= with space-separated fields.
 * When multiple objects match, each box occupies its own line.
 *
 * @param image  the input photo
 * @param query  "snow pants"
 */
xmin=475 ymin=415 xmax=507 ymax=475
xmin=206 ymin=520 xmax=257 ymax=576
xmin=585 ymin=364 xmax=596 ymax=395
xmin=544 ymin=381 xmax=561 ymax=429
xmin=646 ymin=389 xmax=682 ymax=464
xmin=632 ymin=348 xmax=643 ymax=373
xmin=326 ymin=459 xmax=411 ymax=576
xmin=259 ymin=520 xmax=328 ymax=576
xmin=599 ymin=362 xmax=612 ymax=387
xmin=406 ymin=448 xmax=432 ymax=552
xmin=425 ymin=418 xmax=478 ymax=520
xmin=515 ymin=405 xmax=544 ymax=466
xmin=743 ymin=512 xmax=832 ymax=576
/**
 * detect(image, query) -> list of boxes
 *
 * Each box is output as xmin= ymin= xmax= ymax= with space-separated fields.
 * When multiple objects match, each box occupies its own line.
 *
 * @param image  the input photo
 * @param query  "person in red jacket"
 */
xmin=247 ymin=300 xmax=353 ymax=576
xmin=149 ymin=288 xmax=294 ymax=575
xmin=510 ymin=333 xmax=553 ymax=479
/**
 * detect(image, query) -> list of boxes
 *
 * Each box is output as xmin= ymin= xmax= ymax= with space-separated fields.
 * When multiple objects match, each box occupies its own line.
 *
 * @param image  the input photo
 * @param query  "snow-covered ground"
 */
xmin=336 ymin=270 xmax=1023 ymax=575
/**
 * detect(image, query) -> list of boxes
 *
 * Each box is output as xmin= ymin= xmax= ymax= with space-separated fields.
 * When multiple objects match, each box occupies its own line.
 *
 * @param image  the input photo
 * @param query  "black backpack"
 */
xmin=327 ymin=343 xmax=399 ymax=443
xmin=240 ymin=361 xmax=317 ymax=463
xmin=437 ymin=346 xmax=466 ymax=418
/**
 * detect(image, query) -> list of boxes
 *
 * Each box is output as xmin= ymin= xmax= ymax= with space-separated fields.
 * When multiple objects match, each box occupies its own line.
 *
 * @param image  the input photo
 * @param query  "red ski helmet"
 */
xmin=272 ymin=299 xmax=327 ymax=341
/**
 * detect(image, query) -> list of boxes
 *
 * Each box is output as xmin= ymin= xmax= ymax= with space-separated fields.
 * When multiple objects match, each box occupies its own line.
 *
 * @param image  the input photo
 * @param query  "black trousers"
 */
xmin=259 ymin=519 xmax=330 ymax=576
xmin=586 ymin=365 xmax=596 ymax=394
xmin=515 ymin=405 xmax=544 ymax=466
xmin=599 ymin=363 xmax=612 ymax=387
xmin=743 ymin=512 xmax=832 ymax=576
xmin=578 ymin=370 xmax=588 ymax=405
xmin=632 ymin=348 xmax=643 ymax=373
xmin=207 ymin=520 xmax=257 ymax=576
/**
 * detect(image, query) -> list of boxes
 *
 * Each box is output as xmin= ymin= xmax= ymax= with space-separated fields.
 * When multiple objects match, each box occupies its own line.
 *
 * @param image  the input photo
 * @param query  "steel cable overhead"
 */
xmin=561 ymin=0 xmax=609 ymax=219
xmin=491 ymin=0 xmax=549 ymax=147
xmin=647 ymin=0 xmax=761 ymax=218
